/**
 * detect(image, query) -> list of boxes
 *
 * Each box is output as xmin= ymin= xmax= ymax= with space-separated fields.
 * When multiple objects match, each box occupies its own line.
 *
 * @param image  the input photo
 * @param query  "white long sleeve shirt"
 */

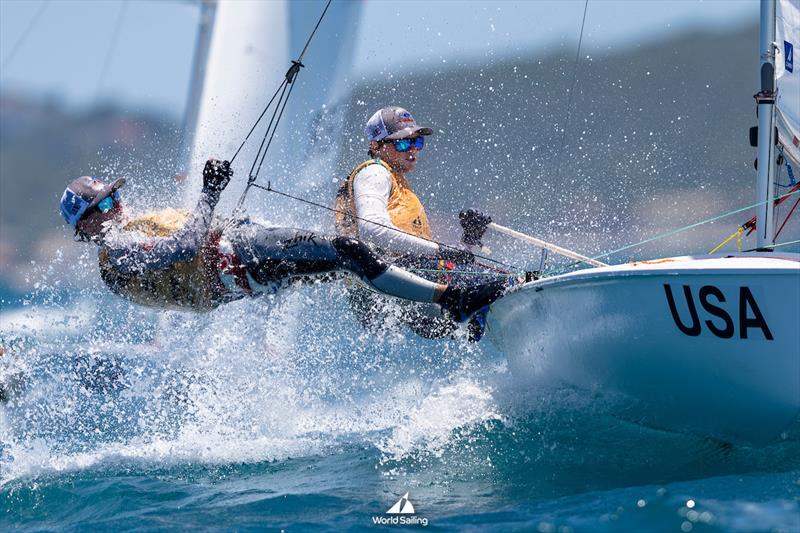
xmin=352 ymin=164 xmax=439 ymax=256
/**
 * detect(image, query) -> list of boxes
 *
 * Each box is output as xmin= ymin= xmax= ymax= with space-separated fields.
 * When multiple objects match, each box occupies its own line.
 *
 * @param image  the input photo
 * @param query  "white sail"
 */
xmin=182 ymin=0 xmax=362 ymax=216
xmin=776 ymin=0 xmax=800 ymax=166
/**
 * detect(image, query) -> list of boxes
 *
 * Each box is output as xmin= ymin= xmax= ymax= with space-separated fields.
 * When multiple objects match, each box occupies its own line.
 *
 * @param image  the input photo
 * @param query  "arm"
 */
xmin=352 ymin=165 xmax=439 ymax=256
xmin=103 ymin=187 xmax=220 ymax=274
xmin=104 ymin=159 xmax=232 ymax=274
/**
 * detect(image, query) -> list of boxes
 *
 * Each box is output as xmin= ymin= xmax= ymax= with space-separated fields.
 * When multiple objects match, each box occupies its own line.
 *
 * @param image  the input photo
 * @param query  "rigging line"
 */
xmin=408 ymin=268 xmax=517 ymax=278
xmin=230 ymin=0 xmax=332 ymax=165
xmin=556 ymin=0 xmax=589 ymax=161
xmin=547 ymin=188 xmax=800 ymax=273
xmin=253 ymin=74 xmax=299 ymax=182
xmin=773 ymin=194 xmax=800 ymax=241
xmin=230 ymin=0 xmax=332 ymax=206
xmin=234 ymin=78 xmax=293 ymax=211
xmin=247 ymin=80 xmax=291 ymax=183
xmin=249 ymin=182 xmax=523 ymax=271
xmin=297 ymin=0 xmax=333 ymax=63
xmin=94 ymin=0 xmax=128 ymax=102
xmin=230 ymin=79 xmax=288 ymax=164
xmin=0 ymin=0 xmax=50 ymax=73
xmin=743 ymin=239 xmax=800 ymax=252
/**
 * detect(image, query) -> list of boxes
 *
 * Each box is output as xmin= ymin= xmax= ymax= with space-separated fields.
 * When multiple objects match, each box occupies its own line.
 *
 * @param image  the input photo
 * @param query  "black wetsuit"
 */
xmin=97 ymin=188 xmax=504 ymax=314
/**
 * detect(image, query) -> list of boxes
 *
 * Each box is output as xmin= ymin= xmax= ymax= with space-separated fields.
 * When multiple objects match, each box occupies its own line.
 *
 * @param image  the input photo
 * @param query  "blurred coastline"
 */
xmin=0 ymin=92 xmax=181 ymax=298
xmin=2 ymin=20 xmax=796 ymax=299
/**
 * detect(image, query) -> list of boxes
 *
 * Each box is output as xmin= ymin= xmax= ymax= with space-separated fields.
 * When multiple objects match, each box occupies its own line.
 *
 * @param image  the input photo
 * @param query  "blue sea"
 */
xmin=2 ymin=279 xmax=799 ymax=532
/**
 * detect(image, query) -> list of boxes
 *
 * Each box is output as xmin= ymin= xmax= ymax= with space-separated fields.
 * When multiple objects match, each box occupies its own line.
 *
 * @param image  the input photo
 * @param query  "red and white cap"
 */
xmin=364 ymin=106 xmax=433 ymax=142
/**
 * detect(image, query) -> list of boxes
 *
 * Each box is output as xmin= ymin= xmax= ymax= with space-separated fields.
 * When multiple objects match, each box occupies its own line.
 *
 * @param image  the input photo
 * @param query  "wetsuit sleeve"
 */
xmin=352 ymin=165 xmax=439 ymax=256
xmin=103 ymin=188 xmax=220 ymax=274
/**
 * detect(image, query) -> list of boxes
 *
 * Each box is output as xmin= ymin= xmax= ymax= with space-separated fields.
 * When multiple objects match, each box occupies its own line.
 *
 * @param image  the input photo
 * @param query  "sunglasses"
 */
xmin=95 ymin=191 xmax=121 ymax=214
xmin=387 ymin=137 xmax=425 ymax=152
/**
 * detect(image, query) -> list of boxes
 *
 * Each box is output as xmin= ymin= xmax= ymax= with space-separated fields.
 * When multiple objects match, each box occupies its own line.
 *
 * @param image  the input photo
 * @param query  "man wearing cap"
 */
xmin=59 ymin=159 xmax=506 ymax=319
xmin=334 ymin=106 xmax=497 ymax=339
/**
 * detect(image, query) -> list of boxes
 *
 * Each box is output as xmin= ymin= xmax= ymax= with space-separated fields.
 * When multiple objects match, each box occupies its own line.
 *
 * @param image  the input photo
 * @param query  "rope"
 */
xmin=251 ymin=182 xmax=523 ymax=272
xmin=230 ymin=0 xmax=332 ymax=210
xmin=774 ymin=194 xmax=800 ymax=241
xmin=556 ymin=0 xmax=589 ymax=165
xmin=743 ymin=238 xmax=800 ymax=251
xmin=408 ymin=268 xmax=518 ymax=278
xmin=296 ymin=0 xmax=332 ymax=63
xmin=545 ymin=188 xmax=800 ymax=275
xmin=229 ymin=80 xmax=287 ymax=164
xmin=94 ymin=0 xmax=128 ymax=101
xmin=709 ymin=227 xmax=743 ymax=254
xmin=0 ymin=0 xmax=49 ymax=73
xmin=253 ymin=73 xmax=299 ymax=183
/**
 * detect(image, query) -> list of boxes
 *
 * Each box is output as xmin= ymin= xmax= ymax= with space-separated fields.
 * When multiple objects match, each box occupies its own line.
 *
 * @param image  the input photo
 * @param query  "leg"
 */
xmin=225 ymin=223 xmax=444 ymax=303
xmin=226 ymin=224 xmax=340 ymax=283
xmin=225 ymin=221 xmax=508 ymax=319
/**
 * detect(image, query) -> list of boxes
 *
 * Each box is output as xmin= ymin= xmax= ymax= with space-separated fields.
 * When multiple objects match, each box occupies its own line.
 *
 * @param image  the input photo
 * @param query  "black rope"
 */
xmin=251 ymin=182 xmax=524 ymax=272
xmin=229 ymin=79 xmax=288 ymax=164
xmin=94 ymin=0 xmax=128 ymax=101
xmin=234 ymin=75 xmax=297 ymax=211
xmin=0 ymin=0 xmax=49 ymax=72
xmin=556 ymin=0 xmax=589 ymax=167
xmin=297 ymin=0 xmax=332 ymax=63
xmin=247 ymin=81 xmax=290 ymax=183
xmin=231 ymin=0 xmax=332 ymax=211
xmin=253 ymin=73 xmax=299 ymax=182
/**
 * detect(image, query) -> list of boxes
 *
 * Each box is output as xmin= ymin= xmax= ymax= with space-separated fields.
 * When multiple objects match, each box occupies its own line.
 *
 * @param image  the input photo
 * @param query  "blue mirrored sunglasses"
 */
xmin=96 ymin=191 xmax=121 ymax=213
xmin=390 ymin=136 xmax=424 ymax=152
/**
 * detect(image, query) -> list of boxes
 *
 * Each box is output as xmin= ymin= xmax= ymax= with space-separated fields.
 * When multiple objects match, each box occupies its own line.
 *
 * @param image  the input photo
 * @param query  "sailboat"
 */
xmin=166 ymin=0 xmax=796 ymax=445
xmin=485 ymin=0 xmax=800 ymax=446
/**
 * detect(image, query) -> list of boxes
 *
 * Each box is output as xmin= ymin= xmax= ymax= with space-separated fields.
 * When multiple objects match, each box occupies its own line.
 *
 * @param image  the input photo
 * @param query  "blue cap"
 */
xmin=60 ymin=176 xmax=125 ymax=227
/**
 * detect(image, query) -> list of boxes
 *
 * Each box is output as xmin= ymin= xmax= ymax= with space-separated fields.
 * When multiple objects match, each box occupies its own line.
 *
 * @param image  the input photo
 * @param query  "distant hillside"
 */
xmin=0 ymin=95 xmax=182 ymax=286
xmin=1 ymin=21 xmax=795 ymax=292
xmin=334 ymin=22 xmax=792 ymax=260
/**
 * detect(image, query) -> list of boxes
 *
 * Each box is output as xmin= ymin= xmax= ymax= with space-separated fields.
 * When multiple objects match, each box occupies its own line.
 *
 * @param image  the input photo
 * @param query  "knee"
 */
xmin=331 ymin=237 xmax=387 ymax=279
xmin=331 ymin=236 xmax=369 ymax=257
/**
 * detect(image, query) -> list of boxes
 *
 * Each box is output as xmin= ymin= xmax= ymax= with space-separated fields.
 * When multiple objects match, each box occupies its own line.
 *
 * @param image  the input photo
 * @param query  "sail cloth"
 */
xmin=776 ymin=0 xmax=800 ymax=167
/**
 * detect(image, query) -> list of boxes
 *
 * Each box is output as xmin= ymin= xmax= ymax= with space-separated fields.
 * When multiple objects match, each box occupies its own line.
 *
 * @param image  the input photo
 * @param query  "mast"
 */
xmin=756 ymin=0 xmax=779 ymax=249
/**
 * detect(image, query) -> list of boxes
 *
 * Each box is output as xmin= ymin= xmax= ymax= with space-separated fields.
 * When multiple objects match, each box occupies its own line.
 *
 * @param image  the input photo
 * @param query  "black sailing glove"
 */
xmin=439 ymin=245 xmax=475 ymax=265
xmin=460 ymin=209 xmax=492 ymax=246
xmin=203 ymin=159 xmax=233 ymax=195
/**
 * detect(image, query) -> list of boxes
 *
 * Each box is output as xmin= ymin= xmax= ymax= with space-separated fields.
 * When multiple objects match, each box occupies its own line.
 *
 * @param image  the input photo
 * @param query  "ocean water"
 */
xmin=2 ymin=281 xmax=799 ymax=532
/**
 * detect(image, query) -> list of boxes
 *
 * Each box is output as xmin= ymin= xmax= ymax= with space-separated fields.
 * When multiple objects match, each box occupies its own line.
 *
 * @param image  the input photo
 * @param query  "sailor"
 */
xmin=59 ymin=159 xmax=505 ymax=319
xmin=335 ymin=106 xmax=498 ymax=339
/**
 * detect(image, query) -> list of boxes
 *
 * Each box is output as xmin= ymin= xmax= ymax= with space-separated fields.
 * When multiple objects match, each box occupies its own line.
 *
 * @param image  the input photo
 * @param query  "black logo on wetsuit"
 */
xmin=663 ymin=284 xmax=773 ymax=340
xmin=278 ymin=233 xmax=320 ymax=250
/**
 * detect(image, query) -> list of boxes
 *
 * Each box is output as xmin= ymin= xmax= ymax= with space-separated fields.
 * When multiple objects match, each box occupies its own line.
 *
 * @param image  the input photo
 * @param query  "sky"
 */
xmin=0 ymin=0 xmax=757 ymax=119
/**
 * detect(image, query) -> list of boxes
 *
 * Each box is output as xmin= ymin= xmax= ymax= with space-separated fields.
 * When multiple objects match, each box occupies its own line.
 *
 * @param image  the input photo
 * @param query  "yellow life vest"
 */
xmin=334 ymin=159 xmax=432 ymax=241
xmin=98 ymin=209 xmax=225 ymax=312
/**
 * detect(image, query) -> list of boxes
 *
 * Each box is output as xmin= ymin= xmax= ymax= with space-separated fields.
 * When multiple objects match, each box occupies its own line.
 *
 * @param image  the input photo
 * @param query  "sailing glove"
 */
xmin=439 ymin=245 xmax=475 ymax=265
xmin=460 ymin=208 xmax=492 ymax=246
xmin=203 ymin=159 xmax=233 ymax=194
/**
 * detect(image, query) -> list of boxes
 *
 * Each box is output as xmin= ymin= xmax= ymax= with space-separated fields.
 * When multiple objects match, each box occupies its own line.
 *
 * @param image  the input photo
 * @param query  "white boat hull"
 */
xmin=486 ymin=254 xmax=800 ymax=445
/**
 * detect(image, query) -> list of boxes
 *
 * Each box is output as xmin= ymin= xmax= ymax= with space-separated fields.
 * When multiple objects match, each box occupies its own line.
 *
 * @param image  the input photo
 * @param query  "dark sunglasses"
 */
xmin=95 ymin=191 xmax=121 ymax=214
xmin=387 ymin=137 xmax=424 ymax=152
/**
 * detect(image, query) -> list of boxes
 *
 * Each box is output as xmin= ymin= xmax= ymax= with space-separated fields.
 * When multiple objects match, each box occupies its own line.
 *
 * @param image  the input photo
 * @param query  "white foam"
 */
xmin=376 ymin=373 xmax=506 ymax=463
